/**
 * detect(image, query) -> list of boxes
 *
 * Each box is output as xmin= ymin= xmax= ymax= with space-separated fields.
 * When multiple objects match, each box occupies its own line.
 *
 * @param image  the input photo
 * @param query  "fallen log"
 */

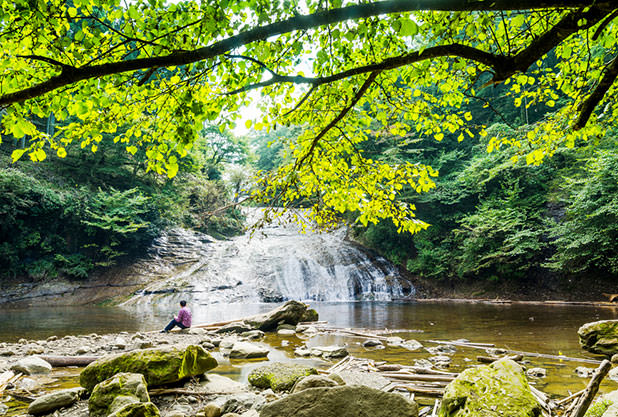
xmin=427 ymin=340 xmax=495 ymax=349
xmin=392 ymin=385 xmax=444 ymax=397
xmin=570 ymin=359 xmax=611 ymax=417
xmin=379 ymin=373 xmax=455 ymax=383
xmin=39 ymin=355 xmax=100 ymax=367
xmin=149 ymin=388 xmax=235 ymax=397
xmin=477 ymin=354 xmax=523 ymax=364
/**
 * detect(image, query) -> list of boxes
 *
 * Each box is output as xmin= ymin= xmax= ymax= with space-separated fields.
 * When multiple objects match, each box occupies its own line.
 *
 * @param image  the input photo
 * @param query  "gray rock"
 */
xmin=526 ymin=367 xmax=547 ymax=378
xmin=277 ymin=329 xmax=296 ymax=336
xmin=292 ymin=375 xmax=338 ymax=393
xmin=222 ymin=393 xmax=265 ymax=414
xmin=240 ymin=330 xmax=264 ymax=340
xmin=28 ymin=388 xmax=84 ymax=415
xmin=575 ymin=366 xmax=595 ymax=377
xmin=310 ymin=346 xmax=348 ymax=359
xmin=216 ymin=322 xmax=255 ymax=335
xmin=260 ymin=385 xmax=418 ymax=417
xmin=386 ymin=337 xmax=404 ymax=346
xmin=229 ymin=342 xmax=269 ymax=359
xmin=362 ymin=339 xmax=383 ymax=347
xmin=401 ymin=340 xmax=423 ymax=352
xmin=294 ymin=347 xmax=311 ymax=357
xmin=203 ymin=402 xmax=222 ymax=417
xmin=11 ymin=356 xmax=52 ymax=375
xmin=334 ymin=370 xmax=390 ymax=390
xmin=579 ymin=320 xmax=618 ymax=355
xmin=220 ymin=337 xmax=237 ymax=350
xmin=200 ymin=374 xmax=248 ymax=394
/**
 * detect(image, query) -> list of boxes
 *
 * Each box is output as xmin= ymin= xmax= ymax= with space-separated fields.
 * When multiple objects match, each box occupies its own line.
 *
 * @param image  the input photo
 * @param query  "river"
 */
xmin=2 ymin=301 xmax=618 ymax=399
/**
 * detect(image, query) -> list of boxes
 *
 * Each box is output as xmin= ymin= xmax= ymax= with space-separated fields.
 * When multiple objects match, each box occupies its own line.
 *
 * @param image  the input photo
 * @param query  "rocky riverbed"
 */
xmin=3 ymin=303 xmax=618 ymax=417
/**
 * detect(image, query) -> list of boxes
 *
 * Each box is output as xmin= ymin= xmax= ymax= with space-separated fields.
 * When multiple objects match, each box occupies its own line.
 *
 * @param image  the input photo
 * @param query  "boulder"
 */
xmin=300 ymin=308 xmax=319 ymax=323
xmin=10 ymin=356 xmax=52 ymax=375
xmin=579 ymin=320 xmax=618 ymax=355
xmin=108 ymin=402 xmax=160 ymax=417
xmin=260 ymin=385 xmax=418 ymax=417
xmin=28 ymin=387 xmax=84 ymax=415
xmin=80 ymin=345 xmax=217 ymax=391
xmin=439 ymin=359 xmax=541 ymax=417
xmin=229 ymin=342 xmax=270 ymax=359
xmin=291 ymin=375 xmax=339 ymax=393
xmin=88 ymin=372 xmax=150 ymax=417
xmin=362 ymin=339 xmax=383 ymax=347
xmin=240 ymin=330 xmax=264 ymax=340
xmin=248 ymin=362 xmax=317 ymax=392
xmin=246 ymin=300 xmax=311 ymax=331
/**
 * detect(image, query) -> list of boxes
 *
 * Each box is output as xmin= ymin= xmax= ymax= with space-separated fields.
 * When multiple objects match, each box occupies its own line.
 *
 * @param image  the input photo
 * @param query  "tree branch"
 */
xmin=0 ymin=0 xmax=610 ymax=107
xmin=294 ymin=71 xmax=380 ymax=169
xmin=16 ymin=55 xmax=70 ymax=69
xmin=575 ymin=56 xmax=618 ymax=129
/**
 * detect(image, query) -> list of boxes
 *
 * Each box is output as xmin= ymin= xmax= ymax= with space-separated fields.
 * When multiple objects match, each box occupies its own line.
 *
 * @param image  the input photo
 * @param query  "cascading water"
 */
xmin=123 ymin=210 xmax=413 ymax=310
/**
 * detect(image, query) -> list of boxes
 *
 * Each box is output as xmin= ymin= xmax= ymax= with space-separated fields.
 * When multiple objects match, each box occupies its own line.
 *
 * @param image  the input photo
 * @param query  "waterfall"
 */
xmin=123 ymin=210 xmax=413 ymax=308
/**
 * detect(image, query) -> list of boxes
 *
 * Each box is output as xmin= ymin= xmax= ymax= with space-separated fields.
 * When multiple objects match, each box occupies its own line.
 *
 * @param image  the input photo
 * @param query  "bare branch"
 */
xmin=575 ymin=56 xmax=618 ymax=129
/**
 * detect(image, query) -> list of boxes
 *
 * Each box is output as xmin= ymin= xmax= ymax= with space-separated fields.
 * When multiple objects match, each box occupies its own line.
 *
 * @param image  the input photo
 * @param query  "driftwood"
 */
xmin=379 ymin=373 xmax=455 ymax=383
xmin=0 ymin=371 xmax=20 ymax=396
xmin=392 ymin=384 xmax=444 ymax=397
xmin=39 ymin=355 xmax=99 ymax=367
xmin=149 ymin=388 xmax=234 ymax=397
xmin=569 ymin=359 xmax=612 ymax=417
xmin=428 ymin=340 xmax=495 ymax=349
xmin=477 ymin=354 xmax=523 ymax=364
xmin=556 ymin=389 xmax=584 ymax=406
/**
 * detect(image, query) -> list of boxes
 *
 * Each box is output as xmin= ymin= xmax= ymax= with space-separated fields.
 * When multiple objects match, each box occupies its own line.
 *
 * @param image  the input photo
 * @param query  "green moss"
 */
xmin=248 ymin=363 xmax=318 ymax=392
xmin=439 ymin=359 xmax=541 ymax=417
xmin=88 ymin=373 xmax=149 ymax=417
xmin=585 ymin=399 xmax=612 ymax=417
xmin=579 ymin=320 xmax=618 ymax=355
xmin=80 ymin=345 xmax=217 ymax=391
xmin=108 ymin=402 xmax=160 ymax=417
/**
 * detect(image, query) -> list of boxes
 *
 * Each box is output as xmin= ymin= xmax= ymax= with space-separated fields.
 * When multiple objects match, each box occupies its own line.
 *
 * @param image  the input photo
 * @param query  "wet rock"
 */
xmin=386 ymin=337 xmax=404 ymax=346
xmin=248 ymin=362 xmax=317 ymax=392
xmin=201 ymin=341 xmax=216 ymax=350
xmin=414 ymin=359 xmax=433 ymax=369
xmin=334 ymin=370 xmax=390 ymax=390
xmin=114 ymin=337 xmax=128 ymax=349
xmin=260 ymin=385 xmax=418 ymax=417
xmin=281 ymin=340 xmax=290 ymax=347
xmin=229 ymin=342 xmax=269 ymax=359
xmin=221 ymin=393 xmax=265 ymax=414
xmin=28 ymin=387 xmax=84 ymax=415
xmin=11 ymin=356 xmax=52 ymax=375
xmin=608 ymin=367 xmax=618 ymax=381
xmin=277 ymin=329 xmax=296 ymax=336
xmin=188 ymin=328 xmax=206 ymax=335
xmin=401 ymin=340 xmax=423 ymax=352
xmin=291 ymin=375 xmax=339 ymax=393
xmin=26 ymin=345 xmax=45 ymax=355
xmin=526 ymin=367 xmax=547 ymax=378
xmin=89 ymin=373 xmax=149 ymax=417
xmin=240 ymin=330 xmax=264 ymax=340
xmin=575 ymin=366 xmax=595 ymax=378
xmin=362 ymin=339 xmax=383 ymax=347
xmin=426 ymin=344 xmax=456 ymax=355
xmin=216 ymin=322 xmax=255 ymax=335
xmin=579 ymin=320 xmax=618 ymax=355
xmin=310 ymin=346 xmax=348 ymax=359
xmin=245 ymin=300 xmax=311 ymax=331
xmin=294 ymin=347 xmax=311 ymax=357
xmin=203 ymin=402 xmax=222 ymax=417
xmin=440 ymin=359 xmax=541 ymax=417
xmin=300 ymin=309 xmax=319 ymax=323
xmin=429 ymin=355 xmax=451 ymax=367
xmin=220 ymin=337 xmax=237 ymax=350
xmin=486 ymin=348 xmax=507 ymax=356
xmin=76 ymin=346 xmax=91 ymax=355
xmin=200 ymin=373 xmax=248 ymax=394
xmin=80 ymin=345 xmax=217 ymax=391
xmin=295 ymin=325 xmax=318 ymax=334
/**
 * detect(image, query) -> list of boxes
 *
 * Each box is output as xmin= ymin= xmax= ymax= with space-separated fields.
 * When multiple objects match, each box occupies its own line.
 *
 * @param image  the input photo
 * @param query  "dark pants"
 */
xmin=164 ymin=319 xmax=188 ymax=332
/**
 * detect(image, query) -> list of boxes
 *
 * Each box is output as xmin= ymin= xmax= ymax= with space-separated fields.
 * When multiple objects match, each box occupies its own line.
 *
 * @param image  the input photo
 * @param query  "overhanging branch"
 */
xmin=0 ymin=0 xmax=611 ymax=107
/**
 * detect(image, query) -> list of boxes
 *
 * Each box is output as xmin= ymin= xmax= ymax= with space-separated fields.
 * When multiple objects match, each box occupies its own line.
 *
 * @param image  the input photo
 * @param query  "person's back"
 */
xmin=177 ymin=304 xmax=192 ymax=328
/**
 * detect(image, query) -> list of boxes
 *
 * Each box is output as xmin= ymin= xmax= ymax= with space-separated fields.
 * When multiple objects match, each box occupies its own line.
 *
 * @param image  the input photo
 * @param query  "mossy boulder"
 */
xmin=246 ymin=300 xmax=311 ymax=331
xmin=108 ymin=402 xmax=161 ymax=417
xmin=248 ymin=362 xmax=317 ymax=392
xmin=80 ymin=345 xmax=217 ymax=391
xmin=300 ymin=309 xmax=319 ymax=322
xmin=88 ymin=372 xmax=149 ymax=417
xmin=260 ymin=385 xmax=418 ymax=417
xmin=439 ymin=359 xmax=541 ymax=417
xmin=579 ymin=320 xmax=618 ymax=355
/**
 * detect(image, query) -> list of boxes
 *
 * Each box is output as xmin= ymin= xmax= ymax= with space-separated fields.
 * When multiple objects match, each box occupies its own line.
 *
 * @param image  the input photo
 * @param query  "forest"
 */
xmin=1 ymin=0 xmax=617 ymax=289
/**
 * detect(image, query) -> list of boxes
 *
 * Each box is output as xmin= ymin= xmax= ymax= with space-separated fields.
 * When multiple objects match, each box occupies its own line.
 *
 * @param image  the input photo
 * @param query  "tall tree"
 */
xmin=1 ymin=0 xmax=617 ymax=232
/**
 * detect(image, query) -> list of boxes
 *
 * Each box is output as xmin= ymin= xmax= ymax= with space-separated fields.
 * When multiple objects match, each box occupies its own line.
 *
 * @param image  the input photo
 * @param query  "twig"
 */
xmin=569 ymin=359 xmax=611 ymax=417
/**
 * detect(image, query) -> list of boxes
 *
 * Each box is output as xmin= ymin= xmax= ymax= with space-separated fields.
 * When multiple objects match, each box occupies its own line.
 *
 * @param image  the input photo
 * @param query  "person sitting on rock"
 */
xmin=161 ymin=300 xmax=192 ymax=333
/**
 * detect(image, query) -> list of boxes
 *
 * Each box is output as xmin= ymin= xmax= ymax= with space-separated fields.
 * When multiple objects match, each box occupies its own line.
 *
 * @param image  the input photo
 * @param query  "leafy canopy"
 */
xmin=1 ymin=0 xmax=617 ymax=232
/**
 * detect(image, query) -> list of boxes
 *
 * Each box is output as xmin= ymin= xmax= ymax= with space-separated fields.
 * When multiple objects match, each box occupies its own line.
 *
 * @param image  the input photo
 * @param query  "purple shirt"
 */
xmin=176 ymin=306 xmax=192 ymax=327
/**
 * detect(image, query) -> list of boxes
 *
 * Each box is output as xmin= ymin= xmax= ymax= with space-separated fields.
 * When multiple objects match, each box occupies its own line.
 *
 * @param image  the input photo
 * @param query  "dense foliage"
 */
xmin=0 ymin=129 xmax=245 ymax=280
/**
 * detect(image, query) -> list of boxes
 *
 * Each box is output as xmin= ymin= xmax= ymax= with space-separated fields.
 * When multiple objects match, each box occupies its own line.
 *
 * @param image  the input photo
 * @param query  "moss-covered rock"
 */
xmin=80 ymin=345 xmax=217 ymax=391
xmin=579 ymin=320 xmax=618 ymax=355
xmin=260 ymin=385 xmax=418 ymax=417
xmin=108 ymin=402 xmax=161 ymax=417
xmin=248 ymin=362 xmax=317 ymax=392
xmin=439 ymin=359 xmax=541 ymax=417
xmin=88 ymin=373 xmax=149 ymax=417
xmin=300 ymin=309 xmax=319 ymax=322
